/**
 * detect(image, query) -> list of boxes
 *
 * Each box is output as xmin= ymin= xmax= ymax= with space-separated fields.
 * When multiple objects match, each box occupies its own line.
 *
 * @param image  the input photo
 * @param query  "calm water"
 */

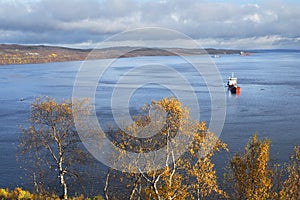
xmin=1 ymin=50 xmax=300 ymax=190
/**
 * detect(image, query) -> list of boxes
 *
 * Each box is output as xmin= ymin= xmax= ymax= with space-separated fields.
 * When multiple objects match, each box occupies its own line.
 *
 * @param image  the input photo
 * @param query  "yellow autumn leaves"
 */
xmin=225 ymin=135 xmax=300 ymax=200
xmin=16 ymin=97 xmax=300 ymax=200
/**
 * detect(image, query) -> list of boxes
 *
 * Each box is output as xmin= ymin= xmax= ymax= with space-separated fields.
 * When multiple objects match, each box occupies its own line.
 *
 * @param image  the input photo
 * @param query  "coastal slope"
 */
xmin=0 ymin=44 xmax=242 ymax=65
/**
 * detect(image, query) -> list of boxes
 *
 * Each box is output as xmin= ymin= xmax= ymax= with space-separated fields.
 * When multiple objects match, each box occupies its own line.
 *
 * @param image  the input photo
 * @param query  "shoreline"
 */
xmin=0 ymin=44 xmax=243 ymax=65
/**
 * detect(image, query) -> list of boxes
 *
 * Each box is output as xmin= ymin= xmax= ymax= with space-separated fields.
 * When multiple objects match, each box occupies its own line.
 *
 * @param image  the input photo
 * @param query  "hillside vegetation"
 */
xmin=0 ymin=44 xmax=242 ymax=65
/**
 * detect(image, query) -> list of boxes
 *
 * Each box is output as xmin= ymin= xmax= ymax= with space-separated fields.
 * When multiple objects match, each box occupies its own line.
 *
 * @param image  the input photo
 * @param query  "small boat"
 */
xmin=240 ymin=51 xmax=250 ymax=56
xmin=227 ymin=72 xmax=240 ymax=94
xmin=212 ymin=54 xmax=221 ymax=58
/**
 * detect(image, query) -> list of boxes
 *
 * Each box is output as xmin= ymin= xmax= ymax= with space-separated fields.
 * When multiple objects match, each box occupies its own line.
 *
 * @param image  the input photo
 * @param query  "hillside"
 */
xmin=0 ymin=44 xmax=242 ymax=65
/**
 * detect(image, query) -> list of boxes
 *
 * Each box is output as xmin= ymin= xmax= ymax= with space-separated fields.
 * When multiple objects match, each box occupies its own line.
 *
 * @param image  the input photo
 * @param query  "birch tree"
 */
xmin=19 ymin=97 xmax=91 ymax=199
xmin=279 ymin=146 xmax=300 ymax=200
xmin=225 ymin=134 xmax=273 ymax=200
xmin=103 ymin=97 xmax=227 ymax=199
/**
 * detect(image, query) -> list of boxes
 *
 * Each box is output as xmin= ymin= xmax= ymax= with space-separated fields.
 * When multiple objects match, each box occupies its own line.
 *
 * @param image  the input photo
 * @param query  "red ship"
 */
xmin=227 ymin=72 xmax=240 ymax=94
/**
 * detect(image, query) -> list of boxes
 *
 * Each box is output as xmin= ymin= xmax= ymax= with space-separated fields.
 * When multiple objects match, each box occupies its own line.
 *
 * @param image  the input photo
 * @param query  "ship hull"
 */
xmin=228 ymin=85 xmax=240 ymax=94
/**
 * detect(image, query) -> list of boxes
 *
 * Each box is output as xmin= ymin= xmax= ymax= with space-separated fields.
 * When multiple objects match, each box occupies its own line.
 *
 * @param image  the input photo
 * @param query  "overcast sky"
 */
xmin=0 ymin=0 xmax=300 ymax=49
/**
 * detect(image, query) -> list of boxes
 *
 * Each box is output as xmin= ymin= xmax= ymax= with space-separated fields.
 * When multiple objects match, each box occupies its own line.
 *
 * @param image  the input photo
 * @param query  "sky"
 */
xmin=0 ymin=0 xmax=300 ymax=49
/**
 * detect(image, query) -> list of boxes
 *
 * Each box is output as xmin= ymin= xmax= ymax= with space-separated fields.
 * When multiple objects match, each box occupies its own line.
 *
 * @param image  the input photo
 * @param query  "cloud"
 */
xmin=0 ymin=0 xmax=300 ymax=49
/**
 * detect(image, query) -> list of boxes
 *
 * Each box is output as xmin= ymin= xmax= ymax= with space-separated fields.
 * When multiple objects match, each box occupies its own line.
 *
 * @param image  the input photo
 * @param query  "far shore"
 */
xmin=0 ymin=44 xmax=245 ymax=65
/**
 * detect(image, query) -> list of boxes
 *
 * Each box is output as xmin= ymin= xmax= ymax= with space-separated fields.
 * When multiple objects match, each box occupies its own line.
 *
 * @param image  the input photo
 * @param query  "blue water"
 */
xmin=1 ymin=50 xmax=300 ymax=190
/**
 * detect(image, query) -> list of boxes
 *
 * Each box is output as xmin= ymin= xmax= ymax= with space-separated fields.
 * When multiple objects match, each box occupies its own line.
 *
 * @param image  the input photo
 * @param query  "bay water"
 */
xmin=0 ymin=50 xmax=299 ymax=191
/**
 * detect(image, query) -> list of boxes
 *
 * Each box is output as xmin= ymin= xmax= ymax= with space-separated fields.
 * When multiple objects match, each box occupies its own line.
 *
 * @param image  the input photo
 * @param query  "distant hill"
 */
xmin=0 ymin=44 xmax=243 ymax=65
xmin=0 ymin=44 xmax=90 ymax=65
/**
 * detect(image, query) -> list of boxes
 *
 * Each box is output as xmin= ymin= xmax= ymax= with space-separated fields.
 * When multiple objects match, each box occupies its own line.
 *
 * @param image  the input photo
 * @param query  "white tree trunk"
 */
xmin=59 ymin=158 xmax=68 ymax=199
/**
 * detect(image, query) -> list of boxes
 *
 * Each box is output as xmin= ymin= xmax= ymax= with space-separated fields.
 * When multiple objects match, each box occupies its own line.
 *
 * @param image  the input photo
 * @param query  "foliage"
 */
xmin=14 ymin=96 xmax=300 ymax=199
xmin=104 ymin=97 xmax=228 ymax=200
xmin=18 ymin=97 xmax=92 ymax=199
xmin=0 ymin=188 xmax=33 ymax=200
xmin=225 ymin=134 xmax=273 ymax=200
xmin=279 ymin=146 xmax=300 ymax=200
xmin=86 ymin=196 xmax=104 ymax=200
xmin=0 ymin=188 xmax=104 ymax=200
